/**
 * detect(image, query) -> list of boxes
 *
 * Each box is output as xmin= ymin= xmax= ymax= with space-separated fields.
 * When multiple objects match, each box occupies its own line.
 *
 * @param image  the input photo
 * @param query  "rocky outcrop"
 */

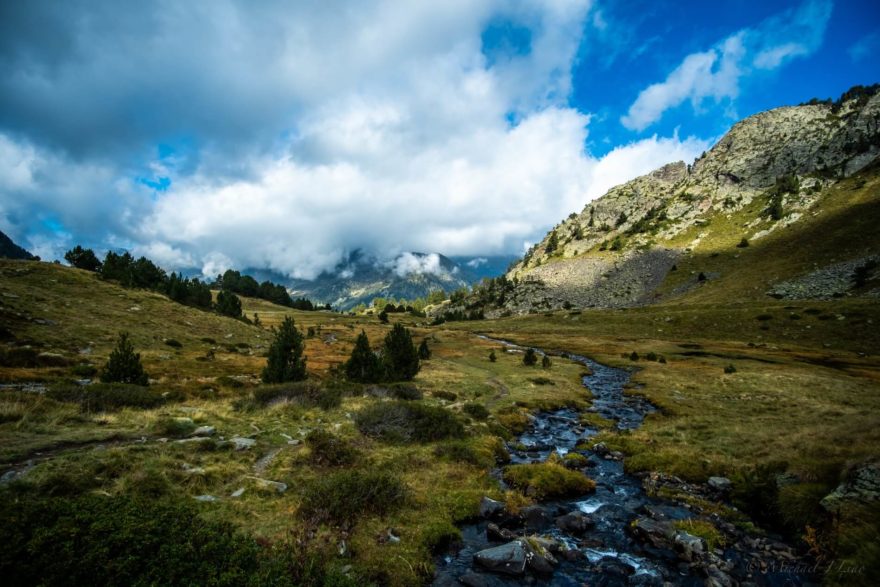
xmin=499 ymin=86 xmax=880 ymax=313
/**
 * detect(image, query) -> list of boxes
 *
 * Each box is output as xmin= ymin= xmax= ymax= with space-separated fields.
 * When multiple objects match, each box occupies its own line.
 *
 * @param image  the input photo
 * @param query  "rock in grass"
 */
xmin=707 ymin=476 xmax=732 ymax=493
xmin=479 ymin=496 xmax=505 ymax=519
xmin=190 ymin=425 xmax=215 ymax=437
xmin=248 ymin=476 xmax=287 ymax=493
xmin=230 ymin=437 xmax=256 ymax=450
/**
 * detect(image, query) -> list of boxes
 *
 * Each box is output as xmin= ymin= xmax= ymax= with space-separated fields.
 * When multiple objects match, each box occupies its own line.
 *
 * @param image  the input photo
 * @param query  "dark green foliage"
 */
xmin=724 ymin=364 xmax=737 ymax=374
xmin=418 ymin=339 xmax=431 ymax=360
xmin=307 ymin=326 xmax=316 ymax=337
xmin=616 ymin=211 xmax=628 ymax=226
xmin=70 ymin=364 xmax=98 ymax=377
xmin=431 ymin=390 xmax=458 ymax=401
xmin=529 ymin=377 xmax=554 ymax=386
xmin=388 ymin=383 xmax=422 ymax=400
xmin=697 ymin=272 xmax=707 ymax=282
xmin=756 ymin=314 xmax=773 ymax=321
xmin=766 ymin=175 xmax=799 ymax=221
xmin=522 ymin=348 xmax=537 ymax=366
xmin=165 ymin=272 xmax=212 ymax=309
xmin=216 ymin=290 xmax=242 ymax=318
xmin=463 ymin=402 xmax=489 ymax=421
xmin=345 ymin=331 xmax=383 ymax=383
xmin=658 ymin=356 xmax=667 ymax=364
xmin=298 ymin=469 xmax=408 ymax=525
xmin=852 ymin=259 xmax=877 ymax=288
xmin=306 ymin=430 xmax=359 ymax=467
xmin=47 ymin=382 xmax=164 ymax=411
xmin=545 ymin=230 xmax=559 ymax=254
xmin=378 ymin=310 xmax=389 ymax=323
xmin=737 ymin=237 xmax=749 ymax=248
xmin=355 ymin=401 xmax=464 ymax=443
xmin=541 ymin=355 xmax=552 ymax=369
xmin=262 ymin=316 xmax=307 ymax=384
xmin=64 ymin=246 xmax=102 ymax=271
xmin=421 ymin=520 xmax=463 ymax=554
xmin=609 ymin=236 xmax=623 ymax=251
xmin=433 ymin=441 xmax=492 ymax=468
xmin=382 ymin=323 xmax=420 ymax=381
xmin=629 ymin=351 xmax=639 ymax=361
xmin=488 ymin=350 xmax=497 ymax=362
xmin=100 ymin=252 xmax=166 ymax=290
xmin=0 ymin=493 xmax=320 ymax=587
xmin=246 ymin=381 xmax=340 ymax=411
xmin=645 ymin=351 xmax=658 ymax=361
xmin=164 ymin=339 xmax=182 ymax=348
xmin=100 ymin=332 xmax=148 ymax=385
xmin=218 ymin=269 xmax=322 ymax=310
xmin=732 ymin=462 xmax=787 ymax=528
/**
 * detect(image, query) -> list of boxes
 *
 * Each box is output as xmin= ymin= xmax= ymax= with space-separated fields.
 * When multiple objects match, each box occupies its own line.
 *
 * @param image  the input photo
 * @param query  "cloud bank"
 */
xmin=0 ymin=0 xmax=708 ymax=279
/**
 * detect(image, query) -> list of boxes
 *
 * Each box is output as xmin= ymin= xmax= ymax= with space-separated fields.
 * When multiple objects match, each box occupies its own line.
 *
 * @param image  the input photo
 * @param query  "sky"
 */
xmin=0 ymin=0 xmax=877 ymax=279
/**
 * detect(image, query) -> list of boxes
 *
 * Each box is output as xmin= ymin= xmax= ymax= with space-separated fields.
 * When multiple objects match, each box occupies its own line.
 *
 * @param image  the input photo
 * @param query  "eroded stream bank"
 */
xmin=433 ymin=338 xmax=816 ymax=587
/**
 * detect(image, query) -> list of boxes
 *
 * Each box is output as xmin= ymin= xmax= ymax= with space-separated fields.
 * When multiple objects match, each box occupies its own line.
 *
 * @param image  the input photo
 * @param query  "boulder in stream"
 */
xmin=473 ymin=540 xmax=529 ymax=576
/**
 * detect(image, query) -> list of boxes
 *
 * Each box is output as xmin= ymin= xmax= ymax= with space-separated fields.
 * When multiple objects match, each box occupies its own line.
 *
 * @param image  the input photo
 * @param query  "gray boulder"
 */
xmin=473 ymin=540 xmax=529 ymax=576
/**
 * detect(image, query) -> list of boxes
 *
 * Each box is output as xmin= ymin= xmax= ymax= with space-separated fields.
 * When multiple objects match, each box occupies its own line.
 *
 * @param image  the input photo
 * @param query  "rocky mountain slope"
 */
xmin=494 ymin=84 xmax=880 ymax=314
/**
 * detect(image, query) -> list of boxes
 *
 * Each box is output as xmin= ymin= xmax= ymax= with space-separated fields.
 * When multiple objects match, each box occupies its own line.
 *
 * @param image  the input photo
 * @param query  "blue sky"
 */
xmin=0 ymin=0 xmax=877 ymax=278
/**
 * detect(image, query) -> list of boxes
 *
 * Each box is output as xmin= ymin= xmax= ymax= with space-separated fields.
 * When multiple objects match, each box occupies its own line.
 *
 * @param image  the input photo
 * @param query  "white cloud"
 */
xmin=466 ymin=257 xmax=489 ymax=268
xmin=389 ymin=253 xmax=444 ymax=278
xmin=1 ymin=0 xmax=706 ymax=277
xmin=622 ymin=0 xmax=832 ymax=131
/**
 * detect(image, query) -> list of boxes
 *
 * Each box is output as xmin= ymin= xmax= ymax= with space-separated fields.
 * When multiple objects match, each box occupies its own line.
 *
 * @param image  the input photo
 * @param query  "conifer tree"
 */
xmin=489 ymin=350 xmax=497 ymax=362
xmin=100 ymin=332 xmax=149 ymax=385
xmin=545 ymin=230 xmax=559 ymax=254
xmin=522 ymin=348 xmax=537 ymax=366
xmin=216 ymin=290 xmax=242 ymax=318
xmin=345 ymin=330 xmax=383 ymax=383
xmin=382 ymin=323 xmax=420 ymax=381
xmin=262 ymin=316 xmax=307 ymax=383
xmin=418 ymin=339 xmax=431 ymax=360
xmin=64 ymin=246 xmax=102 ymax=272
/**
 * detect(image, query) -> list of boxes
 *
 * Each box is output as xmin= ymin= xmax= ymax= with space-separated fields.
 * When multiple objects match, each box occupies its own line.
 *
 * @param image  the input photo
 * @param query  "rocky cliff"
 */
xmin=492 ymin=84 xmax=880 ymax=314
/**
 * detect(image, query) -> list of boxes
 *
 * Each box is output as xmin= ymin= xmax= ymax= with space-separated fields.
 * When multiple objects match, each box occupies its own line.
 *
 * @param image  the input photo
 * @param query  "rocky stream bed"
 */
xmin=432 ymin=339 xmax=818 ymax=587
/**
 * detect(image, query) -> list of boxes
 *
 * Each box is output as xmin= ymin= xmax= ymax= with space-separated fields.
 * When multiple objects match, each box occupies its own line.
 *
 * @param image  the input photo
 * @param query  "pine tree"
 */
xmin=262 ymin=316 xmax=307 ymax=383
xmin=418 ymin=339 xmax=431 ymax=360
xmin=523 ymin=348 xmax=537 ymax=366
xmin=545 ymin=230 xmax=559 ymax=254
xmin=541 ymin=355 xmax=552 ymax=369
xmin=64 ymin=246 xmax=102 ymax=272
xmin=378 ymin=310 xmax=389 ymax=324
xmin=345 ymin=330 xmax=383 ymax=383
xmin=382 ymin=323 xmax=420 ymax=381
xmin=216 ymin=290 xmax=242 ymax=318
xmin=100 ymin=332 xmax=149 ymax=385
xmin=489 ymin=350 xmax=497 ymax=362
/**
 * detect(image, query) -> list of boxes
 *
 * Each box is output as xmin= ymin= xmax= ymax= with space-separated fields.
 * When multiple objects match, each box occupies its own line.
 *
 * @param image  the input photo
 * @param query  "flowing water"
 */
xmin=432 ymin=338 xmax=811 ymax=587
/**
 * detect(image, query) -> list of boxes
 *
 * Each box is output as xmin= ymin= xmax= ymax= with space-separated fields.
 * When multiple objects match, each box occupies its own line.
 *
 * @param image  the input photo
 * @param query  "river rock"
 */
xmin=520 ymin=505 xmax=552 ymax=530
xmin=707 ymin=476 xmax=732 ymax=493
xmin=457 ymin=572 xmax=507 ymax=587
xmin=486 ymin=523 xmax=516 ymax=542
xmin=629 ymin=517 xmax=675 ymax=549
xmin=672 ymin=531 xmax=705 ymax=562
xmin=190 ymin=425 xmax=216 ymax=437
xmin=555 ymin=510 xmax=595 ymax=534
xmin=473 ymin=540 xmax=529 ymax=576
xmin=230 ymin=436 xmax=257 ymax=450
xmin=479 ymin=496 xmax=505 ymax=519
xmin=594 ymin=556 xmax=635 ymax=577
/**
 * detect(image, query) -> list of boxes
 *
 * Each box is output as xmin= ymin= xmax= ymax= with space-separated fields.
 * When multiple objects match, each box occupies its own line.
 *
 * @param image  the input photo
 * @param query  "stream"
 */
xmin=432 ymin=338 xmax=815 ymax=587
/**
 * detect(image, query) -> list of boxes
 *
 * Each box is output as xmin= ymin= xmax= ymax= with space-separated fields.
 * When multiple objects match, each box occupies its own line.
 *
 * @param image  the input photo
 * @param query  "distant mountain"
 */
xmin=0 ymin=231 xmax=36 ymax=260
xmin=288 ymin=250 xmax=513 ymax=310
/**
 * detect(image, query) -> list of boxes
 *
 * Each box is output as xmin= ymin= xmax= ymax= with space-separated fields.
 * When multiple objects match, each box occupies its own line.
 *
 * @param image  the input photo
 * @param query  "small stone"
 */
xmin=230 ymin=437 xmax=257 ymax=450
xmin=479 ymin=496 xmax=505 ymax=519
xmin=708 ymin=476 xmax=732 ymax=492
xmin=249 ymin=476 xmax=287 ymax=493
xmin=194 ymin=494 xmax=218 ymax=502
xmin=190 ymin=425 xmax=216 ymax=437
xmin=230 ymin=487 xmax=245 ymax=498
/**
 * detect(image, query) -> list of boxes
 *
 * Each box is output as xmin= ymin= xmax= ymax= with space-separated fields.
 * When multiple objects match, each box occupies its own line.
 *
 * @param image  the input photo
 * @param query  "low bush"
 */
xmin=421 ymin=520 xmax=462 ymax=554
xmin=431 ymin=390 xmax=458 ymax=401
xmin=0 ymin=493 xmax=310 ymax=587
xmin=216 ymin=375 xmax=246 ymax=389
xmin=70 ymin=364 xmax=98 ymax=378
xmin=164 ymin=339 xmax=183 ymax=348
xmin=388 ymin=383 xmax=423 ymax=400
xmin=724 ymin=364 xmax=737 ymax=374
xmin=563 ymin=452 xmax=589 ymax=469
xmin=496 ymin=409 xmax=530 ymax=435
xmin=731 ymin=462 xmax=787 ymax=528
xmin=355 ymin=401 xmax=464 ymax=443
xmin=305 ymin=430 xmax=359 ymax=467
xmin=247 ymin=381 xmax=341 ymax=411
xmin=462 ymin=402 xmax=489 ymax=421
xmin=433 ymin=440 xmax=493 ymax=468
xmin=529 ymin=377 xmax=554 ymax=386
xmin=298 ymin=469 xmax=408 ymax=525
xmin=502 ymin=462 xmax=595 ymax=499
xmin=47 ymin=383 xmax=165 ymax=411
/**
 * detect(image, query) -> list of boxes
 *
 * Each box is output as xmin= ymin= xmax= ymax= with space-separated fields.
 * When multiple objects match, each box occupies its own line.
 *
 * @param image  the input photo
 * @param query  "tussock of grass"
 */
xmin=298 ymin=469 xmax=409 ymax=525
xmin=502 ymin=461 xmax=595 ymax=499
xmin=355 ymin=401 xmax=464 ymax=443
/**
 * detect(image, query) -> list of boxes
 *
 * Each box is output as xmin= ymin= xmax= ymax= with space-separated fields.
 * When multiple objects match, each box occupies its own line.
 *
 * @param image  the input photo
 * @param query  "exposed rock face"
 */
xmin=498 ymin=87 xmax=880 ymax=313
xmin=821 ymin=461 xmax=880 ymax=512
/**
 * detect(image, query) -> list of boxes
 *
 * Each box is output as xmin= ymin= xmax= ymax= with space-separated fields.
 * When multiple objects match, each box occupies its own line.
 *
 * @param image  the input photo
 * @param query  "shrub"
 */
xmin=100 ymin=332 xmax=148 ymax=385
xmin=433 ymin=440 xmax=493 ymax=468
xmin=529 ymin=377 xmax=554 ymax=386
xmin=70 ymin=364 xmax=98 ymax=378
xmin=629 ymin=351 xmax=639 ymax=361
xmin=298 ymin=469 xmax=408 ymax=525
xmin=541 ymin=355 xmax=552 ymax=369
xmin=563 ymin=452 xmax=589 ymax=469
xmin=431 ymin=390 xmax=457 ymax=401
xmin=732 ymin=462 xmax=787 ymax=528
xmin=658 ymin=356 xmax=667 ymax=364
xmin=345 ymin=330 xmax=383 ymax=383
xmin=216 ymin=375 xmax=245 ymax=389
xmin=489 ymin=350 xmax=497 ymax=362
xmin=463 ymin=402 xmax=490 ymax=421
xmin=248 ymin=381 xmax=340 ymax=411
xmin=47 ymin=383 xmax=164 ymax=412
xmin=388 ymin=383 xmax=422 ymax=400
xmin=697 ymin=272 xmax=707 ymax=282
xmin=201 ymin=337 xmax=217 ymax=344
xmin=645 ymin=351 xmax=658 ymax=361
xmin=153 ymin=416 xmax=197 ymax=437
xmin=418 ymin=339 xmax=431 ymax=360
xmin=522 ymin=348 xmax=538 ymax=366
xmin=0 ymin=347 xmax=39 ymax=368
xmin=502 ymin=462 xmax=595 ymax=499
xmin=0 ymin=493 xmax=305 ymax=587
xmin=355 ymin=401 xmax=464 ymax=442
xmin=378 ymin=310 xmax=389 ymax=324
xmin=262 ymin=316 xmax=307 ymax=384
xmin=724 ymin=364 xmax=737 ymax=374
xmin=305 ymin=430 xmax=359 ymax=467
xmin=736 ymin=237 xmax=750 ymax=248
xmin=164 ymin=339 xmax=182 ymax=348
xmin=421 ymin=520 xmax=462 ymax=554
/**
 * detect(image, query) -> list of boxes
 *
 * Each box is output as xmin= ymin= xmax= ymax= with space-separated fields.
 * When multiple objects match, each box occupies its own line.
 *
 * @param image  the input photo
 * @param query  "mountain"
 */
xmin=288 ymin=250 xmax=474 ymax=310
xmin=449 ymin=84 xmax=880 ymax=316
xmin=0 ymin=231 xmax=36 ymax=260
